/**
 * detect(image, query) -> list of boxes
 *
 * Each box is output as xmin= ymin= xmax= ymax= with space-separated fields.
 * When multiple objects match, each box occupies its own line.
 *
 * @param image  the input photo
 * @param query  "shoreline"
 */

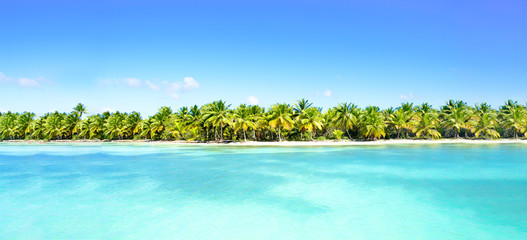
xmin=1 ymin=139 xmax=526 ymax=146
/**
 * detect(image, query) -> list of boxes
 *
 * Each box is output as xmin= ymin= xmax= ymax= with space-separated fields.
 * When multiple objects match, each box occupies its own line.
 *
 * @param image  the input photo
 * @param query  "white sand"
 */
xmin=2 ymin=139 xmax=526 ymax=146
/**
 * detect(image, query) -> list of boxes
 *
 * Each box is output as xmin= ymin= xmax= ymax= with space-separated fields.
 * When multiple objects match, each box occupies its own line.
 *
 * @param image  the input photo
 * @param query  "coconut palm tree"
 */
xmin=77 ymin=118 xmax=91 ymax=139
xmin=333 ymin=103 xmax=360 ymax=139
xmin=249 ymin=105 xmax=266 ymax=140
xmin=88 ymin=115 xmax=105 ymax=139
xmin=233 ymin=105 xmax=257 ymax=142
xmin=0 ymin=112 xmax=19 ymax=140
xmin=1 ymin=100 xmax=526 ymax=141
xmin=202 ymin=100 xmax=232 ymax=141
xmin=298 ymin=107 xmax=324 ymax=140
xmin=293 ymin=99 xmax=313 ymax=117
xmin=122 ymin=112 xmax=141 ymax=139
xmin=16 ymin=112 xmax=35 ymax=139
xmin=268 ymin=103 xmax=294 ymax=141
xmin=441 ymin=101 xmax=475 ymax=138
xmin=44 ymin=112 xmax=64 ymax=140
xmin=149 ymin=114 xmax=169 ymax=140
xmin=62 ymin=113 xmax=80 ymax=139
xmin=28 ymin=118 xmax=45 ymax=139
xmin=471 ymin=103 xmax=500 ymax=139
xmin=501 ymin=105 xmax=526 ymax=138
xmin=137 ymin=119 xmax=152 ymax=139
xmin=414 ymin=112 xmax=441 ymax=139
xmin=360 ymin=106 xmax=386 ymax=140
xmin=387 ymin=103 xmax=417 ymax=139
xmin=73 ymin=103 xmax=88 ymax=119
xmin=104 ymin=113 xmax=125 ymax=140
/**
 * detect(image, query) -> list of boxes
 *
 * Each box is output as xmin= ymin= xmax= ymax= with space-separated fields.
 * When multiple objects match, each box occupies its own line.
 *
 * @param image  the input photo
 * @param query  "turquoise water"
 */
xmin=1 ymin=143 xmax=526 ymax=239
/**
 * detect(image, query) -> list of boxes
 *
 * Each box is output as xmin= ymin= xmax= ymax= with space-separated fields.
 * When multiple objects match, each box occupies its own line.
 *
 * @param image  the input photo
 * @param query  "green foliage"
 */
xmin=332 ymin=129 xmax=344 ymax=140
xmin=1 ymin=100 xmax=527 ymax=142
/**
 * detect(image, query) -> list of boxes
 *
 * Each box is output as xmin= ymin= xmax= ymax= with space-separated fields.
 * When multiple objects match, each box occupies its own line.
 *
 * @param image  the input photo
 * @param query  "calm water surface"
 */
xmin=1 ymin=143 xmax=526 ymax=239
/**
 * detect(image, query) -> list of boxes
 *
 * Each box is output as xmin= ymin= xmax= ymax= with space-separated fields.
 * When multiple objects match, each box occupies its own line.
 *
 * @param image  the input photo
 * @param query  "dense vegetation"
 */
xmin=1 ymin=100 xmax=526 ymax=141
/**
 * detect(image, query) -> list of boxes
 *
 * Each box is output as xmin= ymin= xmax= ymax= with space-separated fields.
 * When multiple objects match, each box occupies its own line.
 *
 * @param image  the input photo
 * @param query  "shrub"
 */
xmin=333 ymin=130 xmax=344 ymax=140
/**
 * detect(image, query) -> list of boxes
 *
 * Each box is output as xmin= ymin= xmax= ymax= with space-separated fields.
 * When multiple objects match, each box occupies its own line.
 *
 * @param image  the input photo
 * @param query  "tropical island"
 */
xmin=1 ymin=99 xmax=525 ymax=143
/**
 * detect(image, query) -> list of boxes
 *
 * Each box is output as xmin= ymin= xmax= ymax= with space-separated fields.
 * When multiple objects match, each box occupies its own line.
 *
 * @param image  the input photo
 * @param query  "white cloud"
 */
xmin=323 ymin=89 xmax=332 ymax=97
xmin=145 ymin=80 xmax=160 ymax=90
xmin=0 ymin=72 xmax=48 ymax=88
xmin=100 ymin=76 xmax=199 ymax=100
xmin=182 ymin=77 xmax=199 ymax=90
xmin=0 ymin=107 xmax=6 ymax=113
xmin=400 ymin=93 xmax=415 ymax=101
xmin=18 ymin=78 xmax=41 ymax=87
xmin=162 ymin=77 xmax=200 ymax=100
xmin=247 ymin=96 xmax=260 ymax=105
xmin=125 ymin=78 xmax=142 ymax=87
xmin=0 ymin=72 xmax=9 ymax=84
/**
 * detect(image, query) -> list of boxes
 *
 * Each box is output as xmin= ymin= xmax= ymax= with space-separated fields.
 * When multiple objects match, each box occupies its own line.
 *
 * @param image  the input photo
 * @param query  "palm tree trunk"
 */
xmin=278 ymin=127 xmax=282 ymax=141
xmin=346 ymin=129 xmax=352 ymax=139
xmin=243 ymin=129 xmax=247 ymax=142
xmin=220 ymin=125 xmax=224 ymax=141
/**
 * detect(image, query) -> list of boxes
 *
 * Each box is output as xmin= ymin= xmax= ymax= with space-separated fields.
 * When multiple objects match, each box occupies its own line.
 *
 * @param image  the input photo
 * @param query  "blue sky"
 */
xmin=1 ymin=0 xmax=526 ymax=116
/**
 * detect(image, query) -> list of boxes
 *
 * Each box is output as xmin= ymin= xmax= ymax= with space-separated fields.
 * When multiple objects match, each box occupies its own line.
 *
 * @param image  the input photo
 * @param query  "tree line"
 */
xmin=0 ymin=99 xmax=526 ymax=141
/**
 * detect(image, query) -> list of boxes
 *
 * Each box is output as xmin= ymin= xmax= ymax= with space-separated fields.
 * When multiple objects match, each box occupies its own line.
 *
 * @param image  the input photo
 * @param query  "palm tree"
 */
xmin=360 ymin=106 xmax=386 ymax=140
xmin=471 ymin=103 xmax=500 ymax=139
xmin=104 ymin=113 xmax=125 ymax=140
xmin=0 ymin=112 xmax=18 ymax=140
xmin=233 ymin=105 xmax=257 ymax=142
xmin=28 ymin=118 xmax=45 ymax=139
xmin=73 ymin=103 xmax=88 ymax=119
xmin=202 ymin=100 xmax=232 ymax=141
xmin=77 ymin=118 xmax=91 ymax=139
xmin=414 ymin=111 xmax=441 ymax=139
xmin=124 ymin=112 xmax=142 ymax=139
xmin=16 ymin=112 xmax=35 ymax=139
xmin=501 ymin=105 xmax=526 ymax=138
xmin=387 ymin=103 xmax=417 ymax=139
xmin=249 ymin=105 xmax=266 ymax=140
xmin=333 ymin=103 xmax=360 ymax=139
xmin=176 ymin=107 xmax=191 ymax=123
xmin=1 ymin=99 xmax=526 ymax=141
xmin=298 ymin=107 xmax=324 ymax=140
xmin=137 ymin=119 xmax=152 ymax=139
xmin=268 ymin=103 xmax=294 ymax=141
xmin=441 ymin=101 xmax=475 ymax=138
xmin=88 ymin=115 xmax=105 ymax=139
xmin=500 ymin=100 xmax=519 ymax=114
xmin=293 ymin=99 xmax=313 ymax=116
xmin=44 ymin=113 xmax=64 ymax=140
xmin=62 ymin=113 xmax=80 ymax=139
xmin=149 ymin=114 xmax=168 ymax=140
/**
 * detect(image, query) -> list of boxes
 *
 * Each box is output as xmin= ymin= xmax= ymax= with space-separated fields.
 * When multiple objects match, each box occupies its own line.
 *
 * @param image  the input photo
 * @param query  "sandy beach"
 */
xmin=2 ymin=139 xmax=526 ymax=146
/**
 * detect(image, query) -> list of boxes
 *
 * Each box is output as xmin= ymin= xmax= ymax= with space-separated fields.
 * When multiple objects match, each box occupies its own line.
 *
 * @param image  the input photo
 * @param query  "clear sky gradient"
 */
xmin=1 ymin=0 xmax=526 ymax=116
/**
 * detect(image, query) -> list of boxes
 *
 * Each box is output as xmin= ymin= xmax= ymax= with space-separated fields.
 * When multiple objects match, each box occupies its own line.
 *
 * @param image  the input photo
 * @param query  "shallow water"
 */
xmin=1 ymin=143 xmax=526 ymax=239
